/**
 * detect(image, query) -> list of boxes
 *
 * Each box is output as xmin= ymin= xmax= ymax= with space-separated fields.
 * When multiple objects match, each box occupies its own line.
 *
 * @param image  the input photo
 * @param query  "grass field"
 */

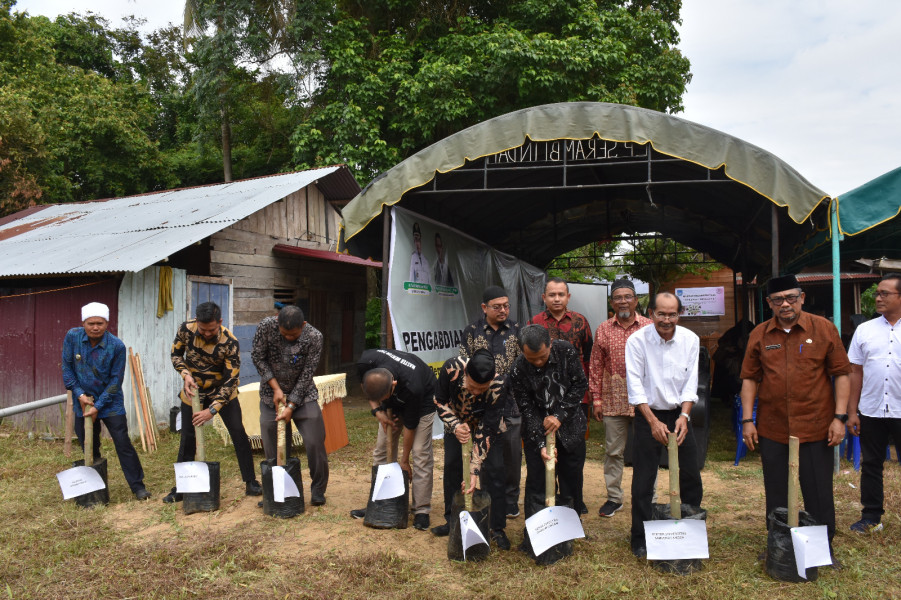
xmin=1 ymin=398 xmax=900 ymax=599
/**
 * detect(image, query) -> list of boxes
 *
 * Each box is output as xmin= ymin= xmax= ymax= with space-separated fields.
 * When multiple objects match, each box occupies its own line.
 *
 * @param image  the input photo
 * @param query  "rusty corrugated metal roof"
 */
xmin=0 ymin=167 xmax=360 ymax=277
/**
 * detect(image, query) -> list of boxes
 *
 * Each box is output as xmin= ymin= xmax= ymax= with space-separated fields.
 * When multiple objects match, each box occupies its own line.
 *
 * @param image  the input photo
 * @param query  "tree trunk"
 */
xmin=221 ymin=104 xmax=232 ymax=182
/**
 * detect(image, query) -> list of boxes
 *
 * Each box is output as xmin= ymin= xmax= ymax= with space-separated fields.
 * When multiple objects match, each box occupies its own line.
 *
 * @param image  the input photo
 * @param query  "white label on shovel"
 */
xmin=525 ymin=506 xmax=585 ymax=556
xmin=174 ymin=461 xmax=210 ymax=493
xmin=175 ymin=411 xmax=182 ymax=432
xmin=790 ymin=525 xmax=832 ymax=579
xmin=459 ymin=510 xmax=489 ymax=561
xmin=272 ymin=465 xmax=300 ymax=503
xmin=371 ymin=462 xmax=405 ymax=501
xmin=57 ymin=466 xmax=106 ymax=500
xmin=644 ymin=519 xmax=709 ymax=560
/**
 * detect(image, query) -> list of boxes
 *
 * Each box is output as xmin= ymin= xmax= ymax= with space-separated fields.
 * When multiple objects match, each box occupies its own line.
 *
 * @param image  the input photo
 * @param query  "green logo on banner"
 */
xmin=404 ymin=282 xmax=432 ymax=292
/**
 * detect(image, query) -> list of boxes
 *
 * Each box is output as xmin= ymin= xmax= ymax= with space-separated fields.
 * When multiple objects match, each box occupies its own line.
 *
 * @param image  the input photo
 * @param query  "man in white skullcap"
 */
xmin=61 ymin=302 xmax=150 ymax=500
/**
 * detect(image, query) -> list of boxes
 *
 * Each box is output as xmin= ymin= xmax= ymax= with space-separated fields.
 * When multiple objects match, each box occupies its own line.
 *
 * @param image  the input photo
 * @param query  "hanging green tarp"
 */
xmin=837 ymin=166 xmax=901 ymax=236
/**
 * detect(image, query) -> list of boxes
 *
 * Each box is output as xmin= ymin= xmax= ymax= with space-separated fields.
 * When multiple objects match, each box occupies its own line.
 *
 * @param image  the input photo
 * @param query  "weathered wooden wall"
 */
xmin=118 ymin=266 xmax=188 ymax=436
xmin=208 ymin=183 xmax=366 ymax=378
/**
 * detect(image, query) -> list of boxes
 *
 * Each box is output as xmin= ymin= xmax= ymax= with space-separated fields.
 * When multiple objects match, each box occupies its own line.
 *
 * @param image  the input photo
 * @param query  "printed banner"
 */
xmin=56 ymin=466 xmax=106 ymax=500
xmin=387 ymin=206 xmax=545 ymax=369
xmin=675 ymin=286 xmax=725 ymax=316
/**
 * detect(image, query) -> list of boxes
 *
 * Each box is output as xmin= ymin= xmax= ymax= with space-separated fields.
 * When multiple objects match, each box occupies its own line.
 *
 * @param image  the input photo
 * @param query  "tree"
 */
xmin=0 ymin=4 xmax=171 ymax=215
xmin=292 ymin=0 xmax=692 ymax=184
xmin=624 ymin=235 xmax=721 ymax=296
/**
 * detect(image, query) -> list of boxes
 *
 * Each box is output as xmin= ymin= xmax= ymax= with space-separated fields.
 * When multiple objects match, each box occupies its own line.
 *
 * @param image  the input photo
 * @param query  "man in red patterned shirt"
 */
xmin=528 ymin=277 xmax=593 ymax=513
xmin=588 ymin=279 xmax=652 ymax=518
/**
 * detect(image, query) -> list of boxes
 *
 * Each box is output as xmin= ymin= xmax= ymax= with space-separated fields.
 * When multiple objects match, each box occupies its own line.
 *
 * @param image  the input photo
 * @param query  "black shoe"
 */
xmin=413 ymin=513 xmax=430 ymax=531
xmin=162 ymin=487 xmax=182 ymax=503
xmin=134 ymin=487 xmax=151 ymax=501
xmin=431 ymin=522 xmax=450 ymax=537
xmin=506 ymin=508 xmax=520 ymax=518
xmin=491 ymin=529 xmax=511 ymax=550
xmin=631 ymin=544 xmax=647 ymax=559
xmin=578 ymin=503 xmax=588 ymax=515
xmin=257 ymin=501 xmax=264 ymax=508
xmin=350 ymin=508 xmax=366 ymax=519
xmin=245 ymin=480 xmax=262 ymax=496
xmin=598 ymin=501 xmax=623 ymax=518
xmin=311 ymin=494 xmax=326 ymax=506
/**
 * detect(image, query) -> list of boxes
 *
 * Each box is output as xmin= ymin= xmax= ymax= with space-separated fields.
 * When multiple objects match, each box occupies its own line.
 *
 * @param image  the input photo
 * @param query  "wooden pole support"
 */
xmin=545 ymin=432 xmax=556 ymax=508
xmin=462 ymin=439 xmax=473 ymax=512
xmin=277 ymin=404 xmax=287 ymax=467
xmin=64 ymin=391 xmax=74 ymax=458
xmin=386 ymin=409 xmax=397 ymax=463
xmin=192 ymin=387 xmax=205 ymax=462
xmin=788 ymin=435 xmax=800 ymax=527
xmin=668 ymin=432 xmax=681 ymax=519
xmin=128 ymin=348 xmax=147 ymax=452
xmin=84 ymin=411 xmax=93 ymax=468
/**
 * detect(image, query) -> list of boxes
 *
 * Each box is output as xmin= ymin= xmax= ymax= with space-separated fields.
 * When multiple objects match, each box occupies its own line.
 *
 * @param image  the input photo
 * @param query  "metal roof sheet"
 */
xmin=0 ymin=168 xmax=349 ymax=277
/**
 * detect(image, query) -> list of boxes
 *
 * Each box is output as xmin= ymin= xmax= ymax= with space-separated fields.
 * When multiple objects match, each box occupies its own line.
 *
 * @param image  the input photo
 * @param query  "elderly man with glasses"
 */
xmin=740 ymin=274 xmax=850 ymax=556
xmin=459 ymin=285 xmax=523 ymax=520
xmin=588 ymin=279 xmax=652 ymax=518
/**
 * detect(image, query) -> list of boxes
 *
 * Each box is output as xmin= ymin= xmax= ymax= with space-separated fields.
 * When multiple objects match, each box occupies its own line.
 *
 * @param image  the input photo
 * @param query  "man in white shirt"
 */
xmin=625 ymin=292 xmax=702 ymax=558
xmin=847 ymin=273 xmax=901 ymax=533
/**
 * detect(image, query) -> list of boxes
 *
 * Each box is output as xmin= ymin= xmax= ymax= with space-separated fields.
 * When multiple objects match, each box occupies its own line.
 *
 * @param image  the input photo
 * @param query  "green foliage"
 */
xmin=860 ymin=282 xmax=877 ymax=317
xmin=546 ymin=241 xmax=621 ymax=283
xmin=365 ymin=296 xmax=382 ymax=349
xmin=292 ymin=0 xmax=692 ymax=184
xmin=625 ymin=236 xmax=721 ymax=294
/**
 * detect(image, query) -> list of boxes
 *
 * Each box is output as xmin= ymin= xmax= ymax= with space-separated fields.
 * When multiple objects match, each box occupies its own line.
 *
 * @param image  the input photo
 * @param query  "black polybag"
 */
xmin=72 ymin=458 xmax=109 ymax=508
xmin=765 ymin=507 xmax=820 ymax=582
xmin=182 ymin=461 xmax=221 ymax=514
xmin=520 ymin=492 xmax=575 ymax=566
xmin=447 ymin=489 xmax=491 ymax=561
xmin=363 ymin=464 xmax=410 ymax=529
xmin=649 ymin=503 xmax=707 ymax=575
xmin=261 ymin=457 xmax=305 ymax=518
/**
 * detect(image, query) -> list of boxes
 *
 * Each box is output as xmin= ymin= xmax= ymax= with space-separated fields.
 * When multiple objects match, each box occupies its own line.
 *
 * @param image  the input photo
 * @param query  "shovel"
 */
xmin=183 ymin=389 xmax=221 ymax=514
xmin=73 ymin=402 xmax=109 ymax=508
xmin=447 ymin=438 xmax=491 ymax=561
xmin=261 ymin=402 xmax=305 ymax=518
xmin=364 ymin=410 xmax=410 ymax=529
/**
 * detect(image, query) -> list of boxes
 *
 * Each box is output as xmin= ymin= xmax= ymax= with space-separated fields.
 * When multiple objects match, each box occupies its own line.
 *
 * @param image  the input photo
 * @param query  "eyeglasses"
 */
xmin=875 ymin=291 xmax=900 ymax=298
xmin=655 ymin=312 xmax=679 ymax=321
xmin=611 ymin=294 xmax=635 ymax=303
xmin=487 ymin=303 xmax=510 ymax=312
xmin=768 ymin=294 xmax=801 ymax=305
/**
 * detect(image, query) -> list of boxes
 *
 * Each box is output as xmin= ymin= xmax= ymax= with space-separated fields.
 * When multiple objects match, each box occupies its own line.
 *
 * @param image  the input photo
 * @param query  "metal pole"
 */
xmin=771 ymin=204 xmax=780 ymax=278
xmin=0 ymin=394 xmax=67 ymax=419
xmin=830 ymin=199 xmax=843 ymax=474
xmin=380 ymin=206 xmax=391 ymax=348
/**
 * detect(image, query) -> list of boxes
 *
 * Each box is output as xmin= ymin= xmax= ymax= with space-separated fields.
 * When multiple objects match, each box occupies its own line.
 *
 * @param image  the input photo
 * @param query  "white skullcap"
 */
xmin=81 ymin=302 xmax=110 ymax=322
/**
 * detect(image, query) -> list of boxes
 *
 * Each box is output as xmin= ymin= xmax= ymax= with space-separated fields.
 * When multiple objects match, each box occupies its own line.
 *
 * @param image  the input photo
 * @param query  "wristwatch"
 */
xmin=680 ymin=412 xmax=691 ymax=422
xmin=834 ymin=413 xmax=848 ymax=423
xmin=371 ymin=406 xmax=385 ymax=417
xmin=209 ymin=405 xmax=218 ymax=416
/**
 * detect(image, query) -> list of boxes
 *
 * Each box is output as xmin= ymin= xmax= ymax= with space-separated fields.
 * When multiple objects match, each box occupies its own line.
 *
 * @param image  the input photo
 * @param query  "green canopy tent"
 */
xmin=338 ymin=102 xmax=834 ymax=338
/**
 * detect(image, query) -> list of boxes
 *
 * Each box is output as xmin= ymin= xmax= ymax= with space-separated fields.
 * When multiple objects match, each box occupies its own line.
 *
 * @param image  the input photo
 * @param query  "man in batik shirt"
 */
xmin=252 ymin=305 xmax=328 ymax=505
xmin=165 ymin=301 xmax=260 ymax=503
xmin=588 ymin=278 xmax=652 ymax=518
xmin=459 ymin=285 xmax=523 ymax=518
xmin=430 ymin=349 xmax=509 ymax=549
xmin=529 ymin=276 xmax=593 ymax=513
xmin=510 ymin=325 xmax=589 ymax=522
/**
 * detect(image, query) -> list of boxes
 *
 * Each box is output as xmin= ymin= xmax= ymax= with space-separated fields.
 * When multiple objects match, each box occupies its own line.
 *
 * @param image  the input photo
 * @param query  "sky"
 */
xmin=14 ymin=0 xmax=901 ymax=197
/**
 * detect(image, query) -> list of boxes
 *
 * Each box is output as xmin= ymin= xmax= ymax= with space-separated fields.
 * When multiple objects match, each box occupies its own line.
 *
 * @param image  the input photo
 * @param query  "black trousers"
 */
xmin=759 ymin=436 xmax=835 ymax=540
xmin=631 ymin=409 xmax=703 ymax=549
xmin=859 ymin=415 xmax=901 ymax=522
xmin=523 ymin=436 xmax=585 ymax=517
xmin=177 ymin=399 xmax=256 ymax=483
xmin=441 ymin=431 xmax=506 ymax=531
xmin=74 ymin=413 xmax=145 ymax=492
